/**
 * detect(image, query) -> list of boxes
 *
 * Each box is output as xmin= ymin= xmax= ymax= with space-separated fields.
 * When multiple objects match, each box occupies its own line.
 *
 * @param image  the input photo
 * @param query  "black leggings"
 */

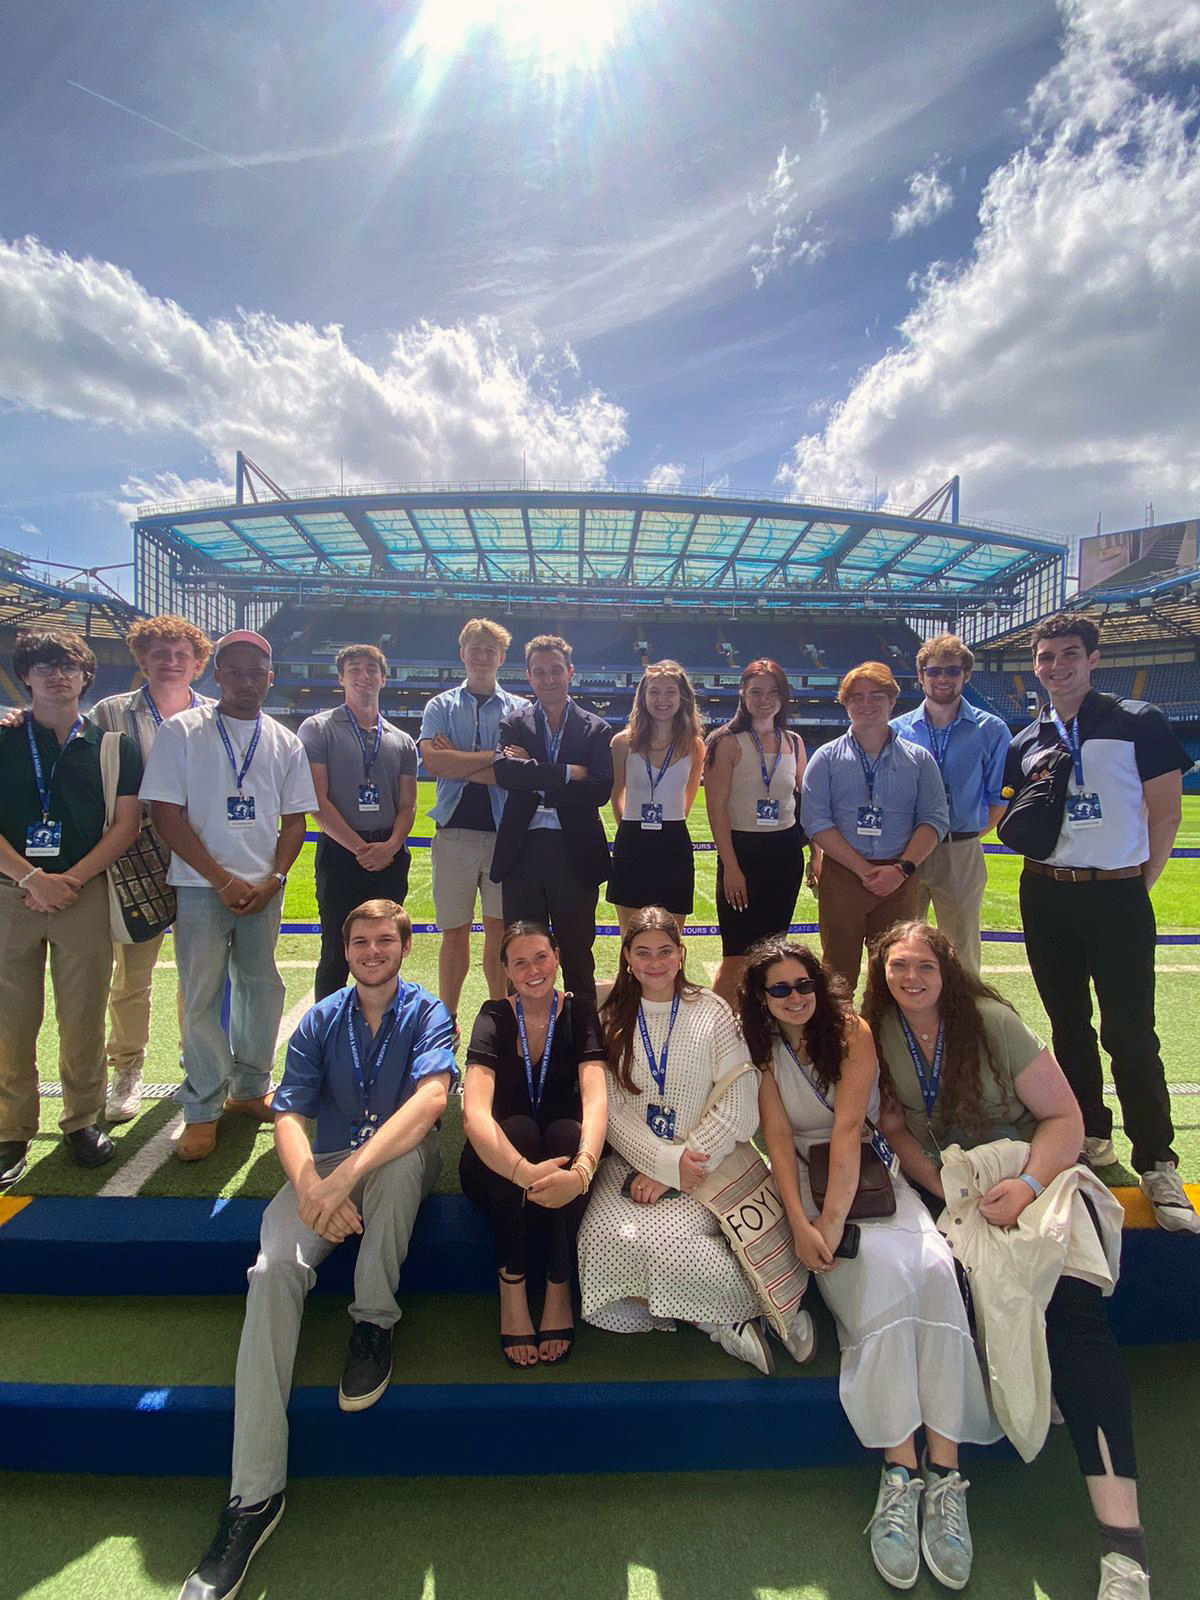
xmin=459 ymin=1116 xmax=586 ymax=1283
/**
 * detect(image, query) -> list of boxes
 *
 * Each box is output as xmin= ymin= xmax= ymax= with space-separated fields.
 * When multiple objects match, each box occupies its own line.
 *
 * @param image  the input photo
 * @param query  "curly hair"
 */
xmin=861 ymin=921 xmax=1014 ymax=1135
xmin=625 ymin=660 xmax=702 ymax=757
xmin=704 ymin=657 xmax=795 ymax=769
xmin=737 ymin=939 xmax=854 ymax=1092
xmin=599 ymin=906 xmax=703 ymax=1095
xmin=13 ymin=628 xmax=97 ymax=693
xmin=125 ymin=615 xmax=212 ymax=670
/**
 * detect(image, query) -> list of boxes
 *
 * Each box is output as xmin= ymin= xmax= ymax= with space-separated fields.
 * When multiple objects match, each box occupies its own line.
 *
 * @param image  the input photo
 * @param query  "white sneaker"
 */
xmin=705 ymin=1319 xmax=774 ymax=1375
xmin=865 ymin=1464 xmax=922 ymax=1590
xmin=1084 ymin=1135 xmax=1117 ymax=1168
xmin=1139 ymin=1162 xmax=1200 ymax=1234
xmin=1097 ymin=1551 xmax=1151 ymax=1599
xmin=105 ymin=1066 xmax=143 ymax=1123
xmin=776 ymin=1307 xmax=817 ymax=1367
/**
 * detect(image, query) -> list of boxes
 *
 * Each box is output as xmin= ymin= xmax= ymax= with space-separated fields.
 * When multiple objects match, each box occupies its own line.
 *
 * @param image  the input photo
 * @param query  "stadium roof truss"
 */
xmin=0 ymin=567 xmax=142 ymax=640
xmin=132 ymin=479 xmax=1066 ymax=629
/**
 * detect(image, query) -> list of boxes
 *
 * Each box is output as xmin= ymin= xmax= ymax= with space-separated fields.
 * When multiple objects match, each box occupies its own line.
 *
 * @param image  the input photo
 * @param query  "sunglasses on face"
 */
xmin=922 ymin=665 xmax=964 ymax=678
xmin=765 ymin=978 xmax=818 ymax=998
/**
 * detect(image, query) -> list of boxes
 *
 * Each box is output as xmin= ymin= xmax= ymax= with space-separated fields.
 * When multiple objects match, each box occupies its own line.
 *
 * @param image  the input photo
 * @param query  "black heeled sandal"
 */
xmin=536 ymin=1326 xmax=575 ymax=1366
xmin=498 ymin=1271 xmax=538 ymax=1370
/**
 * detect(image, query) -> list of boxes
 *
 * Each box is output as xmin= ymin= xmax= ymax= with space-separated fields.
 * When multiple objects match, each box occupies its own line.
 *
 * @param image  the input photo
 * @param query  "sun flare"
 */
xmin=407 ymin=0 xmax=635 ymax=71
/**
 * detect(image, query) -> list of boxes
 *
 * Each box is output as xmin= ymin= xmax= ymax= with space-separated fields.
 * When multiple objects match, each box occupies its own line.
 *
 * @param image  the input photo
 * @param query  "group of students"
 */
xmin=0 ymin=610 xmax=1193 ymax=1600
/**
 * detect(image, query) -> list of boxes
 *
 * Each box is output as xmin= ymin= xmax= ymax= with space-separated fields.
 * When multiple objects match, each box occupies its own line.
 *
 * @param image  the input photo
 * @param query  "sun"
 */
xmin=406 ymin=0 xmax=636 ymax=72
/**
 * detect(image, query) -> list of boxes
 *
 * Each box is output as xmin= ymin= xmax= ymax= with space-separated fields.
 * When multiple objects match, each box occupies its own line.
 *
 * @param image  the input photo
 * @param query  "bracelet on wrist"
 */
xmin=1017 ymin=1172 xmax=1044 ymax=1199
xmin=17 ymin=867 xmax=42 ymax=888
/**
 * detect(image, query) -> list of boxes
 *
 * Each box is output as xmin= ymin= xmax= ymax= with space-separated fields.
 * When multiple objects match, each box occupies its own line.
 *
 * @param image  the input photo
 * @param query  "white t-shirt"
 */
xmin=139 ymin=704 xmax=318 ymax=887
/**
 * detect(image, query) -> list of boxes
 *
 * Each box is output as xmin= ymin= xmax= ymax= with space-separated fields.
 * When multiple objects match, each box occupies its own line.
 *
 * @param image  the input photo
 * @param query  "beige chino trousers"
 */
xmin=914 ymin=836 xmax=988 ymax=974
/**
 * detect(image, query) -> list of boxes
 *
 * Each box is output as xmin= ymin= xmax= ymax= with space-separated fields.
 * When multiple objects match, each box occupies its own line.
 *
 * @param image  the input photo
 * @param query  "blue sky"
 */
xmin=1 ymin=0 xmax=1198 ymax=595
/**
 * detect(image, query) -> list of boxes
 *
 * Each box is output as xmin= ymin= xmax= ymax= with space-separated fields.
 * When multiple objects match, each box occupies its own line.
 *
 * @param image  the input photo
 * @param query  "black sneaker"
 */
xmin=338 ymin=1320 xmax=393 ymax=1412
xmin=0 ymin=1140 xmax=29 ymax=1189
xmin=178 ymin=1492 xmax=284 ymax=1600
xmin=64 ymin=1125 xmax=115 ymax=1167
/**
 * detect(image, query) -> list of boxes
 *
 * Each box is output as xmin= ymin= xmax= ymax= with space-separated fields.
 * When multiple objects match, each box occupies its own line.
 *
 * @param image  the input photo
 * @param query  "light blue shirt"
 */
xmin=420 ymin=681 xmax=525 ymax=827
xmin=525 ymin=701 xmax=574 ymax=832
xmin=890 ymin=698 xmax=1011 ymax=835
xmin=800 ymin=728 xmax=949 ymax=859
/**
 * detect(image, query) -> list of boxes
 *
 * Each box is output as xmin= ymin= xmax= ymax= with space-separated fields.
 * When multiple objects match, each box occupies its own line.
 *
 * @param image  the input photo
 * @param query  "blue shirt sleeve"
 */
xmin=419 ymin=694 xmax=449 ymax=744
xmin=913 ymin=747 xmax=950 ymax=839
xmin=982 ymin=719 xmax=1012 ymax=805
xmin=273 ymin=1005 xmax=327 ymax=1119
xmin=410 ymin=994 xmax=460 ymax=1089
xmin=800 ymin=745 xmax=835 ymax=837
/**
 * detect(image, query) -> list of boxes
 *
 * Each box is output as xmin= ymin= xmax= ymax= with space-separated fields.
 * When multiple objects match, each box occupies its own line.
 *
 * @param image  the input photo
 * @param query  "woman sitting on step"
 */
xmin=460 ymin=921 xmax=608 ymax=1369
xmin=739 ymin=936 xmax=997 ymax=1594
xmin=865 ymin=921 xmax=1151 ymax=1600
xmin=576 ymin=906 xmax=776 ymax=1373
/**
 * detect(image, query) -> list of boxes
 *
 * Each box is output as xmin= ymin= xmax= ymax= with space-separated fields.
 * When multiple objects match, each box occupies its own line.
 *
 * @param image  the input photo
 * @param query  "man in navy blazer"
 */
xmin=490 ymin=633 xmax=613 ymax=996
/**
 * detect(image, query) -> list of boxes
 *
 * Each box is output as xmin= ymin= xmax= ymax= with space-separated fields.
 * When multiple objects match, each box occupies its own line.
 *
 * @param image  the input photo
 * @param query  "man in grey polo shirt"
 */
xmin=298 ymin=645 xmax=417 ymax=1000
xmin=801 ymin=660 xmax=948 ymax=989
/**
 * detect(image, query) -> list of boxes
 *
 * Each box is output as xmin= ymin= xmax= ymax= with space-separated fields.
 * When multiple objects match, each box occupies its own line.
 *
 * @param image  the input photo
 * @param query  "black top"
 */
xmin=0 ymin=714 xmax=142 ymax=873
xmin=1005 ymin=690 xmax=1191 ymax=788
xmin=466 ymin=993 xmax=607 ymax=1125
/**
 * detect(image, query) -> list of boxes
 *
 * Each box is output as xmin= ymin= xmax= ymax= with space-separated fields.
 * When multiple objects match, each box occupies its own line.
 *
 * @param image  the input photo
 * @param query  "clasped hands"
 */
xmin=860 ymin=861 xmax=906 ymax=898
xmin=297 ymin=1166 xmax=363 ymax=1243
xmin=23 ymin=868 xmax=82 ymax=913
xmin=216 ymin=874 xmax=282 ymax=916
xmin=628 ymin=1146 xmax=709 ymax=1205
xmin=521 ymin=1156 xmax=585 ymax=1209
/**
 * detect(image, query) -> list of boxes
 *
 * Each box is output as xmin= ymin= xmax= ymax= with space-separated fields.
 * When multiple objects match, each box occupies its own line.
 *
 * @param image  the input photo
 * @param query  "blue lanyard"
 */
xmin=897 ymin=1014 xmax=944 ymax=1120
xmin=515 ymin=992 xmax=558 ymax=1115
xmin=923 ymin=713 xmax=954 ymax=773
xmin=537 ymin=704 xmax=568 ymax=764
xmin=852 ymin=734 xmax=887 ymax=801
xmin=346 ymin=991 xmax=402 ymax=1120
xmin=1049 ymin=710 xmax=1085 ymax=787
xmin=26 ymin=715 xmax=83 ymax=821
xmin=637 ymin=994 xmax=680 ymax=1097
xmin=777 ymin=1034 xmax=893 ymax=1166
xmin=345 ymin=706 xmax=383 ymax=781
xmin=141 ymin=686 xmax=195 ymax=727
xmin=749 ymin=728 xmax=784 ymax=795
xmin=643 ymin=740 xmax=676 ymax=801
xmin=215 ymin=711 xmax=261 ymax=794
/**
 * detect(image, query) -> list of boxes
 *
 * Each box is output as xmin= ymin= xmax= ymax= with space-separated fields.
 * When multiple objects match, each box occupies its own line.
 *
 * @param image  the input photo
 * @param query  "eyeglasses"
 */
xmin=765 ymin=978 xmax=818 ymax=998
xmin=27 ymin=663 xmax=84 ymax=679
xmin=922 ymin=665 xmax=964 ymax=678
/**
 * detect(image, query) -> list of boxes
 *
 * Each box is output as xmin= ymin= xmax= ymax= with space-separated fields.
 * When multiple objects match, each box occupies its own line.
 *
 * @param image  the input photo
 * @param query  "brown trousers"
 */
xmin=816 ymin=855 xmax=922 ymax=993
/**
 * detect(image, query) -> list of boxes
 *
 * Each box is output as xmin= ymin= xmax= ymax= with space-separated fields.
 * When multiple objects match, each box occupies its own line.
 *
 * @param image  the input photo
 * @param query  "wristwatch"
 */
xmin=897 ymin=858 xmax=917 ymax=878
xmin=273 ymin=872 xmax=287 ymax=889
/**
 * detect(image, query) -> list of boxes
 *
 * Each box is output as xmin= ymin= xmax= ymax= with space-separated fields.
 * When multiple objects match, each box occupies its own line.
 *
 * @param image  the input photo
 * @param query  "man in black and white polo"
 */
xmin=1007 ymin=612 xmax=1197 ymax=1232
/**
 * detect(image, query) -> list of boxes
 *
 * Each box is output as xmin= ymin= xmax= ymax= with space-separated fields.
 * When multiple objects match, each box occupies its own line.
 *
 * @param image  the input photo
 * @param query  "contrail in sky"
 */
xmin=66 ymin=79 xmax=290 ymax=192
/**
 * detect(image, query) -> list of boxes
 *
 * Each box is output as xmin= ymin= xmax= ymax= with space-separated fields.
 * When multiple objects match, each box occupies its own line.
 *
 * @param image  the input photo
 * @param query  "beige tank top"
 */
xmin=726 ymin=729 xmax=798 ymax=831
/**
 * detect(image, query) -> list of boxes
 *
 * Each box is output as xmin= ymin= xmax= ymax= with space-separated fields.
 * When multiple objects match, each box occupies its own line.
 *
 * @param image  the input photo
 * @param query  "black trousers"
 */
xmin=1020 ymin=870 xmax=1175 ymax=1171
xmin=313 ymin=833 xmax=410 ymax=1001
xmin=500 ymin=830 xmax=600 ymax=998
xmin=459 ymin=1115 xmax=586 ymax=1282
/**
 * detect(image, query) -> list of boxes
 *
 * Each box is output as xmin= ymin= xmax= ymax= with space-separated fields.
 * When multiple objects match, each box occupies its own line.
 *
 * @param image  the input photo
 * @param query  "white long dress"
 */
xmin=772 ymin=1034 xmax=1000 ymax=1449
xmin=578 ymin=990 xmax=762 ymax=1332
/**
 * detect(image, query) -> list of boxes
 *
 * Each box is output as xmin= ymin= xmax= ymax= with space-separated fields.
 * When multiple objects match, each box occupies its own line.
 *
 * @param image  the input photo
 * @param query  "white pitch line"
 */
xmin=100 ymin=988 xmax=315 ymax=1197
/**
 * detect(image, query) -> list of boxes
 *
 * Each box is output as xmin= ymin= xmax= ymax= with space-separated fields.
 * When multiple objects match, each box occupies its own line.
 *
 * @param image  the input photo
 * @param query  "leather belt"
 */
xmin=355 ymin=828 xmax=393 ymax=844
xmin=1023 ymin=860 xmax=1142 ymax=883
xmin=949 ymin=830 xmax=981 ymax=843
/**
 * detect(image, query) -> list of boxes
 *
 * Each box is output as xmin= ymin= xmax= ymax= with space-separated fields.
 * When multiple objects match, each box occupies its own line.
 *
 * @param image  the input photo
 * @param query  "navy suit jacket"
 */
xmin=490 ymin=699 xmax=614 ymax=886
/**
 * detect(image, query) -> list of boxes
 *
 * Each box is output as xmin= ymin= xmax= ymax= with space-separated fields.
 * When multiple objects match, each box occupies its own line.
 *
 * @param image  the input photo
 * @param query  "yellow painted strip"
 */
xmin=1132 ymin=666 xmax=1147 ymax=699
xmin=1112 ymin=1183 xmax=1200 ymax=1229
xmin=0 ymin=1196 xmax=33 ymax=1228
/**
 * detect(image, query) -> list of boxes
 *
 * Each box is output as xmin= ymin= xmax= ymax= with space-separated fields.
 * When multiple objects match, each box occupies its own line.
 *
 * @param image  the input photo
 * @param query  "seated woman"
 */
xmin=864 ymin=921 xmax=1150 ymax=1600
xmin=460 ymin=921 xmax=608 ymax=1368
xmin=577 ymin=906 xmax=774 ymax=1372
xmin=740 ymin=937 xmax=996 ymax=1593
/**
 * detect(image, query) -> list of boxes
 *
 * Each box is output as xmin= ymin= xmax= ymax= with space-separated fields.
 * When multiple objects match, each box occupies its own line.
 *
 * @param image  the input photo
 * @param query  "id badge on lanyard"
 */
xmin=217 ymin=712 xmax=261 ymax=830
xmin=347 ymin=708 xmax=384 ymax=814
xmin=750 ymin=729 xmax=783 ymax=826
xmin=25 ymin=714 xmax=82 ymax=859
xmin=1050 ymin=711 xmax=1103 ymax=830
xmin=640 ymin=741 xmax=675 ymax=831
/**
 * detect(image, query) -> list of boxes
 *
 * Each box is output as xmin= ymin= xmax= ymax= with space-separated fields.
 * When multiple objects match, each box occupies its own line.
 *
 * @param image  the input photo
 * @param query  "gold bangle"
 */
xmin=572 ymin=1165 xmax=589 ymax=1194
xmin=510 ymin=1154 xmax=525 ymax=1185
xmin=574 ymin=1148 xmax=598 ymax=1173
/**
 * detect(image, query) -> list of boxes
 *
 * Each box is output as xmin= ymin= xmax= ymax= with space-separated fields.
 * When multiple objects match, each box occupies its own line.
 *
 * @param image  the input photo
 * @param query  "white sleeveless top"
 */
xmin=771 ymin=1033 xmax=881 ymax=1156
xmin=623 ymin=748 xmax=693 ymax=821
xmin=726 ymin=730 xmax=798 ymax=831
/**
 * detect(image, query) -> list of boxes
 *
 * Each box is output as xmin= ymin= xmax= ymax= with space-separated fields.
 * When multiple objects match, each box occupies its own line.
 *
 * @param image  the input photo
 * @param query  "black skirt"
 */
xmin=606 ymin=819 xmax=694 ymax=916
xmin=715 ymin=824 xmax=805 ymax=955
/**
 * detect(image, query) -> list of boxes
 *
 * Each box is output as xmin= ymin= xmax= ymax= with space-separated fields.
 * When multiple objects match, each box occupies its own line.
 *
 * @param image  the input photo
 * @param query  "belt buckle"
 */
xmin=1053 ymin=866 xmax=1078 ymax=883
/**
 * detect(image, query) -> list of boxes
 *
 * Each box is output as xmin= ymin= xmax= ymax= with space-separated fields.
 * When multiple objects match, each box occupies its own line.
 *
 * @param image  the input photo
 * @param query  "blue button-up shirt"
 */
xmin=273 ymin=978 xmax=457 ymax=1154
xmin=890 ymin=699 xmax=1011 ymax=835
xmin=801 ymin=729 xmax=949 ymax=859
xmin=420 ymin=681 xmax=525 ymax=828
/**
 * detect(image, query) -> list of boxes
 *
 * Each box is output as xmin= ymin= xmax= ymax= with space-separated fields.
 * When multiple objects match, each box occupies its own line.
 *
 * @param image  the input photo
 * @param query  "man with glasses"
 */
xmin=801 ymin=661 xmax=948 ymax=989
xmin=891 ymin=634 xmax=1010 ymax=972
xmin=298 ymin=645 xmax=417 ymax=1001
xmin=0 ymin=629 xmax=143 ymax=1187
xmin=419 ymin=618 xmax=523 ymax=1033
xmin=141 ymin=631 xmax=317 ymax=1162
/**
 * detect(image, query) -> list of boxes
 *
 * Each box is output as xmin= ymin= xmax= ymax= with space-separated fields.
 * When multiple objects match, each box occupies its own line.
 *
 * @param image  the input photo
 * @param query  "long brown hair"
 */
xmin=625 ymin=660 xmax=702 ymax=757
xmin=861 ymin=921 xmax=1013 ymax=1134
xmin=704 ymin=657 xmax=794 ymax=768
xmin=600 ymin=906 xmax=703 ymax=1094
xmin=737 ymin=939 xmax=854 ymax=1092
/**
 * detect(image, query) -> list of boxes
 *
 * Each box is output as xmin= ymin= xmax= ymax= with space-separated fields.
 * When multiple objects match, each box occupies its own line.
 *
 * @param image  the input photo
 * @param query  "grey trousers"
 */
xmin=230 ymin=1128 xmax=440 ymax=1503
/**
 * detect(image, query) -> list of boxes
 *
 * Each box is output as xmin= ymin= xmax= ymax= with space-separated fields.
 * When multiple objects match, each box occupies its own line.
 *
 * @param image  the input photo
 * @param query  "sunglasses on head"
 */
xmin=765 ymin=977 xmax=818 ymax=998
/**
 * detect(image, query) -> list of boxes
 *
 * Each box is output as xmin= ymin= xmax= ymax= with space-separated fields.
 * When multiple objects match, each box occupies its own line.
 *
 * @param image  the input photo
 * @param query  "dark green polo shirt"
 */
xmin=0 ymin=714 xmax=142 ymax=873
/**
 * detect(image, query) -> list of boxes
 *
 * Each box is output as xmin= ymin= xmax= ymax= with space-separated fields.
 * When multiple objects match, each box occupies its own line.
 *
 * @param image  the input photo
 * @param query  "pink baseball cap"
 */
xmin=214 ymin=629 xmax=272 ymax=662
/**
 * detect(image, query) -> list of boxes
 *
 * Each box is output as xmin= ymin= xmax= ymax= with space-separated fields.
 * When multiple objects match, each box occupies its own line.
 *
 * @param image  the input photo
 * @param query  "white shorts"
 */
xmin=431 ymin=827 xmax=505 ymax=928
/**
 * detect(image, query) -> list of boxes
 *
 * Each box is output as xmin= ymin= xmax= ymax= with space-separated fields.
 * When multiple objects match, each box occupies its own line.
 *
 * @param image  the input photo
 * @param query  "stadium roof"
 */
xmin=134 ymin=471 xmax=1065 ymax=620
xmin=0 ymin=566 xmax=141 ymax=640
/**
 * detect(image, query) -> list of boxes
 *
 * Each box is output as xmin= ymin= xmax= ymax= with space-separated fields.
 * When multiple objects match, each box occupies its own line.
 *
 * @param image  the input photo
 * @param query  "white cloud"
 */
xmin=0 ymin=237 xmax=628 ymax=506
xmin=746 ymin=145 xmax=832 ymax=287
xmin=810 ymin=92 xmax=830 ymax=140
xmin=645 ymin=461 xmax=685 ymax=491
xmin=890 ymin=159 xmax=954 ymax=237
xmin=778 ymin=0 xmax=1200 ymax=532
xmin=18 ymin=520 xmax=40 ymax=536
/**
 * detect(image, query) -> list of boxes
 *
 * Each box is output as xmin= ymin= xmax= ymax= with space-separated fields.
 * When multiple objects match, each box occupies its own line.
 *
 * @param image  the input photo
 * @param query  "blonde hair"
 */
xmin=459 ymin=617 xmax=512 ymax=651
xmin=837 ymin=661 xmax=900 ymax=705
xmin=916 ymin=633 xmax=974 ymax=675
xmin=625 ymin=660 xmax=702 ymax=756
xmin=126 ymin=615 xmax=212 ymax=670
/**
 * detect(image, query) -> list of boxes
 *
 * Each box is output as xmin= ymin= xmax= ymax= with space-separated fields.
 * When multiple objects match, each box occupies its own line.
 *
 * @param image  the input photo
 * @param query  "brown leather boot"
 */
xmin=223 ymin=1091 xmax=276 ymax=1122
xmin=176 ymin=1121 xmax=218 ymax=1162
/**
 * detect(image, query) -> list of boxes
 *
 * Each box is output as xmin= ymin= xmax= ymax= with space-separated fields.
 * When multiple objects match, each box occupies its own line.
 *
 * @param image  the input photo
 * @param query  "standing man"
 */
xmin=90 ymin=615 xmax=214 ymax=1121
xmin=178 ymin=898 xmax=454 ymax=1600
xmin=419 ymin=618 xmax=524 ymax=1033
xmin=298 ymin=645 xmax=417 ymax=1001
xmin=1007 ymin=613 xmax=1198 ymax=1231
xmin=891 ymin=633 xmax=1010 ymax=972
xmin=0 ymin=629 xmax=142 ymax=1187
xmin=801 ymin=661 xmax=948 ymax=990
xmin=141 ymin=631 xmax=317 ymax=1162
xmin=490 ymin=634 xmax=613 ymax=998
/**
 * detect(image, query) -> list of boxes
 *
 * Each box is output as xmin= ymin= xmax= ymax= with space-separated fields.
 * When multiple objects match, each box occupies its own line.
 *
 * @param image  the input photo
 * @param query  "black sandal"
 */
xmin=498 ymin=1272 xmax=538 ymax=1370
xmin=537 ymin=1327 xmax=575 ymax=1366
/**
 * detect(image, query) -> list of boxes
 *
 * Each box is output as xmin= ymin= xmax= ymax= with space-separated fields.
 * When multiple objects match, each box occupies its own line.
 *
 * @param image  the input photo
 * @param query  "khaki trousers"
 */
xmin=914 ymin=836 xmax=988 ymax=974
xmin=0 ymin=876 xmax=114 ymax=1142
xmin=816 ymin=855 xmax=922 ymax=993
xmin=106 ymin=932 xmax=182 ymax=1074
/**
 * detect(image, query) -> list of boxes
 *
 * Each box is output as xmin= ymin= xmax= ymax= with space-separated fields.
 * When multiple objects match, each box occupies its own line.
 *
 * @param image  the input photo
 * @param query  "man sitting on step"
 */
xmin=179 ymin=897 xmax=456 ymax=1600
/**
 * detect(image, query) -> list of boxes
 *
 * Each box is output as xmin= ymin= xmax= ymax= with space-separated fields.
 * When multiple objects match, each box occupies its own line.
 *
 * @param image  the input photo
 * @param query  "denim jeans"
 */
xmin=173 ymin=887 xmax=285 ymax=1124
